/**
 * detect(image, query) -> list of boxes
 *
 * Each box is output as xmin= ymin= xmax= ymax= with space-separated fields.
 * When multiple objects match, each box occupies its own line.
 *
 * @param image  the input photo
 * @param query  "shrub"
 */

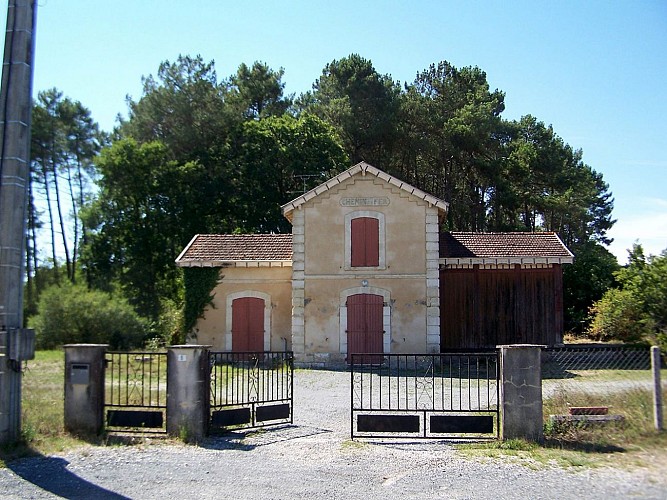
xmin=587 ymin=288 xmax=648 ymax=343
xmin=145 ymin=298 xmax=184 ymax=348
xmin=587 ymin=244 xmax=667 ymax=350
xmin=30 ymin=282 xmax=148 ymax=349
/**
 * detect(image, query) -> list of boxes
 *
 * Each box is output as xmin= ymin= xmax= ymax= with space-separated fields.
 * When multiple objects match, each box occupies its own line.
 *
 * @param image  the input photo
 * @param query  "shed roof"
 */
xmin=176 ymin=231 xmax=573 ymax=268
xmin=281 ymin=161 xmax=449 ymax=222
xmin=175 ymin=234 xmax=293 ymax=268
xmin=439 ymin=232 xmax=574 ymax=265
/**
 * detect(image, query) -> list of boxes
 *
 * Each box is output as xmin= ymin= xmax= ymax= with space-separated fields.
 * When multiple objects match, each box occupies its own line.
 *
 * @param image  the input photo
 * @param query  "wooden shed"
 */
xmin=439 ymin=232 xmax=574 ymax=350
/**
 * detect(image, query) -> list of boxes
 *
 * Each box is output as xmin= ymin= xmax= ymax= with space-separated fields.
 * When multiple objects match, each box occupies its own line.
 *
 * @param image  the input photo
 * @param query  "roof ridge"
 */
xmin=446 ymin=231 xmax=558 ymax=235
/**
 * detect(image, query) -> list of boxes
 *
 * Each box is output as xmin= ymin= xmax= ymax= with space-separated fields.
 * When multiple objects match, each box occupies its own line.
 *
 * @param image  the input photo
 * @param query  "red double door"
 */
xmin=231 ymin=297 xmax=265 ymax=352
xmin=347 ymin=293 xmax=384 ymax=363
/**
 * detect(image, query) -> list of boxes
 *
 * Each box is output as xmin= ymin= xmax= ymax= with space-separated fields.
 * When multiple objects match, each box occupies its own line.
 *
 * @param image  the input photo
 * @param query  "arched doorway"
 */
xmin=231 ymin=297 xmax=265 ymax=352
xmin=346 ymin=293 xmax=384 ymax=363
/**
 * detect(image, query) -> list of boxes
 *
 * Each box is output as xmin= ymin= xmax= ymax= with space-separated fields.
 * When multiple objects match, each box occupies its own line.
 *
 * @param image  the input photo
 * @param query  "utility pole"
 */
xmin=0 ymin=0 xmax=37 ymax=445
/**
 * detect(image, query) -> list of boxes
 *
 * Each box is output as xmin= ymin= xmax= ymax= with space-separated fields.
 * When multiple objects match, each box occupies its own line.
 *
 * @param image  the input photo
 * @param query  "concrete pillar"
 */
xmin=63 ymin=344 xmax=107 ymax=436
xmin=167 ymin=345 xmax=210 ymax=442
xmin=498 ymin=344 xmax=545 ymax=442
xmin=0 ymin=0 xmax=38 ymax=446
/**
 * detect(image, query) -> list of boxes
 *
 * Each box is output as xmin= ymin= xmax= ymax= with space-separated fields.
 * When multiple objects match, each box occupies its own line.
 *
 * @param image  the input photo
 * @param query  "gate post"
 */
xmin=167 ymin=345 xmax=210 ymax=442
xmin=63 ymin=344 xmax=107 ymax=436
xmin=498 ymin=344 xmax=545 ymax=443
xmin=651 ymin=346 xmax=663 ymax=431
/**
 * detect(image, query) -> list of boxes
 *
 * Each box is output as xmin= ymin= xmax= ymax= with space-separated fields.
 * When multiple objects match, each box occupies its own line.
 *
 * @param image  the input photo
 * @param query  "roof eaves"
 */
xmin=439 ymin=256 xmax=574 ymax=266
xmin=177 ymin=259 xmax=293 ymax=268
xmin=552 ymin=232 xmax=575 ymax=258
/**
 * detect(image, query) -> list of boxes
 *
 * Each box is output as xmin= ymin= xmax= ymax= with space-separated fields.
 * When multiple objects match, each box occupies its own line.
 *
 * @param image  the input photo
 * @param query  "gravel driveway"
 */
xmin=1 ymin=369 xmax=666 ymax=499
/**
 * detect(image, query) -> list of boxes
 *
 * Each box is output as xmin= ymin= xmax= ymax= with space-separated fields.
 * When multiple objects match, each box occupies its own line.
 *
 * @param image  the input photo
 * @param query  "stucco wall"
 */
xmin=296 ymin=174 xmax=439 ymax=362
xmin=303 ymin=175 xmax=428 ymax=276
xmin=303 ymin=278 xmax=428 ymax=354
xmin=193 ymin=266 xmax=292 ymax=351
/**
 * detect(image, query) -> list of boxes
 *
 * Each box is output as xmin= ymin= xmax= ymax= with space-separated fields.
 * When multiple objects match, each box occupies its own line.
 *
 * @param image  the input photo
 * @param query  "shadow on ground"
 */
xmin=203 ymin=423 xmax=332 ymax=450
xmin=8 ymin=454 xmax=130 ymax=499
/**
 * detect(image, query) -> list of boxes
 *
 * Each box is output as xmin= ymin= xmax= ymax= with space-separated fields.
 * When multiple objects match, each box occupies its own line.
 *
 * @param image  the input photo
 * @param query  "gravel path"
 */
xmin=1 ymin=370 xmax=666 ymax=499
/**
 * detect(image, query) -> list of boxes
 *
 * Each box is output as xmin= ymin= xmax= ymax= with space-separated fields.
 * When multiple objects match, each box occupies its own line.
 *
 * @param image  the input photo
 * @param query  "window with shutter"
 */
xmin=344 ymin=211 xmax=385 ymax=270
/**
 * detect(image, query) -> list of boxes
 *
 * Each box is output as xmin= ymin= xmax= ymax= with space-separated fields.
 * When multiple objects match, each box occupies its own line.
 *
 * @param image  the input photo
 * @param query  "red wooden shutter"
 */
xmin=351 ymin=218 xmax=366 ymax=267
xmin=364 ymin=218 xmax=379 ymax=267
xmin=231 ymin=297 xmax=264 ymax=352
xmin=347 ymin=293 xmax=383 ymax=363
xmin=347 ymin=294 xmax=366 ymax=355
xmin=351 ymin=217 xmax=379 ymax=267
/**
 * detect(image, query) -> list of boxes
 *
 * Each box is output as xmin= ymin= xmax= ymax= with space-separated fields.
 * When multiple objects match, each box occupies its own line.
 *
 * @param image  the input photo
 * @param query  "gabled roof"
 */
xmin=440 ymin=232 xmax=574 ymax=265
xmin=281 ymin=161 xmax=449 ymax=222
xmin=176 ymin=234 xmax=292 ymax=268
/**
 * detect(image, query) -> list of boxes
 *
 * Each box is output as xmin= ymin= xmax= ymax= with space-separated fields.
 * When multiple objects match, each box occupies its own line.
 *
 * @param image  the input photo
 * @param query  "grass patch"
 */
xmin=106 ymin=351 xmax=168 ymax=407
xmin=543 ymin=368 xmax=667 ymax=384
xmin=544 ymin=383 xmax=663 ymax=440
xmin=341 ymin=439 xmax=367 ymax=451
xmin=457 ymin=438 xmax=618 ymax=469
xmin=458 ymin=383 xmax=667 ymax=470
xmin=0 ymin=350 xmax=94 ymax=466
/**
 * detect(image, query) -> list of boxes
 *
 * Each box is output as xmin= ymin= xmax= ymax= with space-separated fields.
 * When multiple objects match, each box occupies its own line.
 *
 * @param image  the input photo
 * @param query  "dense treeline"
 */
xmin=27 ymin=54 xmax=619 ymax=347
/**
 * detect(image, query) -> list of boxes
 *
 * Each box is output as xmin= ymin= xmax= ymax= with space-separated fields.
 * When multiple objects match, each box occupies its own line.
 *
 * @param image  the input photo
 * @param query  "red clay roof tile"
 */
xmin=440 ymin=232 xmax=573 ymax=259
xmin=177 ymin=232 xmax=572 ymax=265
xmin=176 ymin=234 xmax=293 ymax=264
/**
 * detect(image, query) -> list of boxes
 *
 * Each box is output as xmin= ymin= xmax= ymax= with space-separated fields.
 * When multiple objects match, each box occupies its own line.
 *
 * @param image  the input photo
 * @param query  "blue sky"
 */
xmin=5 ymin=0 xmax=666 ymax=262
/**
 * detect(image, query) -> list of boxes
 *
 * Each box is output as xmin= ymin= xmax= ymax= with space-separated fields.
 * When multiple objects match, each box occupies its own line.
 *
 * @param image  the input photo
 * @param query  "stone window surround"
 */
xmin=225 ymin=290 xmax=272 ymax=352
xmin=344 ymin=210 xmax=386 ymax=271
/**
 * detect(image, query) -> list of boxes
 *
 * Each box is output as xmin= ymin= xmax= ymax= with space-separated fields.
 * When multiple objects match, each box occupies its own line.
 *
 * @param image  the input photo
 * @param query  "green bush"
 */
xmin=29 ymin=282 xmax=148 ymax=349
xmin=587 ymin=244 xmax=667 ymax=351
xmin=587 ymin=288 xmax=648 ymax=343
xmin=145 ymin=298 xmax=184 ymax=348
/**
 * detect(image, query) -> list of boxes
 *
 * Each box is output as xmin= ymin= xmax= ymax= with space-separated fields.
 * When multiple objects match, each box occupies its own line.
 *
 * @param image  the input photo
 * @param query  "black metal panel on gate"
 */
xmin=105 ymin=351 xmax=168 ymax=433
xmin=351 ymin=352 xmax=499 ymax=440
xmin=430 ymin=415 xmax=494 ymax=434
xmin=211 ymin=408 xmax=252 ymax=427
xmin=357 ymin=414 xmax=420 ymax=433
xmin=210 ymin=351 xmax=293 ymax=431
xmin=107 ymin=410 xmax=164 ymax=428
xmin=256 ymin=403 xmax=291 ymax=422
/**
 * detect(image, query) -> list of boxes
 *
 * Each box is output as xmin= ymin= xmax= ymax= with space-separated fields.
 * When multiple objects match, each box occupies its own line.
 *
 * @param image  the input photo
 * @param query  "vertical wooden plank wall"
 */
xmin=440 ymin=266 xmax=564 ymax=350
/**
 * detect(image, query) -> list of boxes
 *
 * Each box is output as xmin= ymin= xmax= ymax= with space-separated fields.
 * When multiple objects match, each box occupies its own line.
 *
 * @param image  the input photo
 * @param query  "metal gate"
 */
xmin=351 ymin=352 xmax=499 ymax=440
xmin=209 ymin=351 xmax=293 ymax=431
xmin=105 ymin=351 xmax=168 ymax=432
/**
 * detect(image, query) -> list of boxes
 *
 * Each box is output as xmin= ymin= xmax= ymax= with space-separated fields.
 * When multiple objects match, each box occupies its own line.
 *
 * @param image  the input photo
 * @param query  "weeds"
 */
xmin=0 ymin=351 xmax=91 ymax=465
xmin=456 ymin=381 xmax=667 ymax=470
xmin=341 ymin=439 xmax=366 ymax=451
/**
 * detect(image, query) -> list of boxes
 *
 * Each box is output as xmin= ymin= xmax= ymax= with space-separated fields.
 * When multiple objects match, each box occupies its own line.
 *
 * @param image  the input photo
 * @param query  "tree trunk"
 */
xmin=51 ymin=157 xmax=72 ymax=281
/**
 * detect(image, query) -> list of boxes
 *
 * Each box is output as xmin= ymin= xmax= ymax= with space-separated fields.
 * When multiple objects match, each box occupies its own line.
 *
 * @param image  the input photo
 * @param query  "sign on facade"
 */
xmin=340 ymin=197 xmax=390 ymax=207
